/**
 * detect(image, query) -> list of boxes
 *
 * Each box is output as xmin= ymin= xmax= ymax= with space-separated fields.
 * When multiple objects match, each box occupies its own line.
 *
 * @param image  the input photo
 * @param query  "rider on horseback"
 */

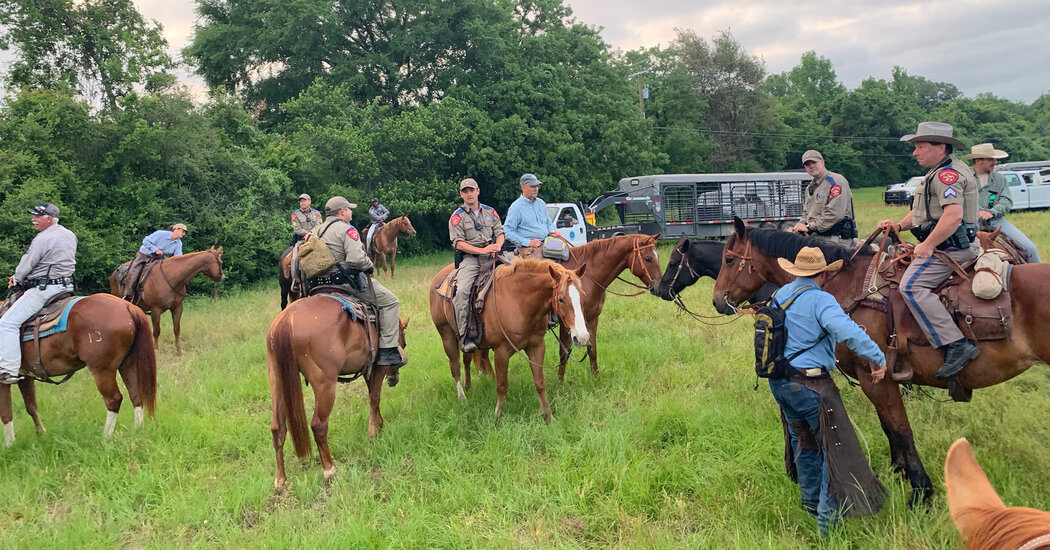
xmin=310 ymin=196 xmax=405 ymax=384
xmin=963 ymin=143 xmax=1041 ymax=262
xmin=503 ymin=173 xmax=560 ymax=253
xmin=291 ymin=193 xmax=322 ymax=245
xmin=877 ymin=122 xmax=981 ymax=380
xmin=366 ymin=198 xmax=389 ymax=253
xmin=121 ymin=223 xmax=187 ymax=303
xmin=0 ymin=204 xmax=77 ymax=384
xmin=448 ymin=178 xmax=505 ymax=353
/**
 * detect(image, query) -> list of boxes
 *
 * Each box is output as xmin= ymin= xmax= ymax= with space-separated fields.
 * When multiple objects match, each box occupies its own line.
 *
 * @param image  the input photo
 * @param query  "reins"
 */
xmin=489 ymin=258 xmax=576 ymax=371
xmin=560 ymin=235 xmax=653 ymax=297
xmin=663 ymin=241 xmax=751 ymax=325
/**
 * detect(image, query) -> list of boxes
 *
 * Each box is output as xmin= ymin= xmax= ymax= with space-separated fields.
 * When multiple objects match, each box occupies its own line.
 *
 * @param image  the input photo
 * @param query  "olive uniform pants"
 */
xmin=900 ymin=246 xmax=977 ymax=347
xmin=453 ymin=255 xmax=483 ymax=337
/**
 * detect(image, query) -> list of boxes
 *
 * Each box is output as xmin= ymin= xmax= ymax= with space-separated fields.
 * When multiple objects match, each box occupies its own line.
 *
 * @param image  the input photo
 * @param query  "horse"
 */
xmin=556 ymin=234 xmax=663 ymax=380
xmin=109 ymin=247 xmax=225 ymax=354
xmin=945 ymin=438 xmax=1050 ymax=550
xmin=429 ymin=259 xmax=589 ymax=423
xmin=0 ymin=294 xmax=157 ymax=445
xmin=278 ymin=246 xmax=297 ymax=310
xmin=266 ymin=293 xmax=409 ymax=492
xmin=711 ymin=218 xmax=1050 ymax=503
xmin=655 ymin=238 xmax=777 ymax=305
xmin=368 ymin=215 xmax=417 ymax=278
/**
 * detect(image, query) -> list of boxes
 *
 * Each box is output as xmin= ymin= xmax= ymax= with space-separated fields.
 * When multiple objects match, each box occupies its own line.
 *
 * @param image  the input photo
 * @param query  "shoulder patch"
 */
xmin=347 ymin=227 xmax=360 ymax=240
xmin=483 ymin=205 xmax=499 ymax=219
xmin=938 ymin=169 xmax=960 ymax=185
xmin=291 ymin=213 xmax=298 ymax=221
xmin=450 ymin=213 xmax=462 ymax=227
xmin=829 ymin=183 xmax=842 ymax=198
xmin=943 ymin=187 xmax=958 ymax=199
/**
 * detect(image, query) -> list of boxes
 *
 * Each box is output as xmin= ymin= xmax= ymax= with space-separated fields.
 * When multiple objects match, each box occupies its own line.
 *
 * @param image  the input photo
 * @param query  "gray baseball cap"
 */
xmin=519 ymin=173 xmax=542 ymax=186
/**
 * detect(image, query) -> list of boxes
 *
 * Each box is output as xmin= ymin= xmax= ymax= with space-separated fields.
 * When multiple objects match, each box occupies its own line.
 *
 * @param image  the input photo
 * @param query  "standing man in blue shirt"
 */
xmin=769 ymin=246 xmax=888 ymax=537
xmin=503 ymin=173 xmax=560 ymax=251
xmin=122 ymin=223 xmax=187 ymax=302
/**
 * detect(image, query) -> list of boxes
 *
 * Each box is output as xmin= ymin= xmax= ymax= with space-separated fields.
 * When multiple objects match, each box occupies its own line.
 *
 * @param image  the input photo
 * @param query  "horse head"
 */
xmin=712 ymin=219 xmax=769 ymax=314
xmin=975 ymin=227 xmax=1002 ymax=252
xmin=206 ymin=246 xmax=226 ymax=282
xmin=549 ymin=263 xmax=590 ymax=347
xmin=398 ymin=216 xmax=417 ymax=238
xmin=624 ymin=234 xmax=662 ymax=294
xmin=657 ymin=238 xmax=699 ymax=301
xmin=945 ymin=438 xmax=1050 ymax=550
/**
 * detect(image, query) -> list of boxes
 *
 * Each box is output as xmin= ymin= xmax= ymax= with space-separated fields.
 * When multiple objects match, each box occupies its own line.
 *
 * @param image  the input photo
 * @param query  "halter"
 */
xmin=718 ymin=237 xmax=755 ymax=312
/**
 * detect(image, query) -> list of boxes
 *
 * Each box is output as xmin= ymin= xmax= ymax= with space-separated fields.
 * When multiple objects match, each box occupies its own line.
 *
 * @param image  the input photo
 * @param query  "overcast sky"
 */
xmin=60 ymin=0 xmax=1050 ymax=103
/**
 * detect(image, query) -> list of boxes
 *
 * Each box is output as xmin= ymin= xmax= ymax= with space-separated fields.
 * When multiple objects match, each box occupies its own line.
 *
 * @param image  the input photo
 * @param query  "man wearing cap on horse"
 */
xmin=310 ymin=196 xmax=405 ymax=384
xmin=121 ymin=223 xmax=188 ymax=303
xmin=769 ymin=246 xmax=888 ymax=537
xmin=291 ymin=193 xmax=323 ymax=245
xmin=503 ymin=173 xmax=560 ymax=252
xmin=790 ymin=150 xmax=856 ymax=245
xmin=448 ymin=178 xmax=505 ymax=353
xmin=963 ymin=143 xmax=1041 ymax=262
xmin=0 ymin=204 xmax=77 ymax=384
xmin=365 ymin=198 xmax=390 ymax=254
xmin=878 ymin=121 xmax=980 ymax=380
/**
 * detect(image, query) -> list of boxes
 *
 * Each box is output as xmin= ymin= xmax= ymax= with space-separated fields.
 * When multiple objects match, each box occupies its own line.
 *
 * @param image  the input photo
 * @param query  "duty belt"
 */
xmin=27 ymin=276 xmax=75 ymax=287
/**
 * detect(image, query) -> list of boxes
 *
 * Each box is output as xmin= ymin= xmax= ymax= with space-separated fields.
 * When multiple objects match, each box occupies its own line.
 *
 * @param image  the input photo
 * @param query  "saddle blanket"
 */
xmin=22 ymin=296 xmax=86 ymax=342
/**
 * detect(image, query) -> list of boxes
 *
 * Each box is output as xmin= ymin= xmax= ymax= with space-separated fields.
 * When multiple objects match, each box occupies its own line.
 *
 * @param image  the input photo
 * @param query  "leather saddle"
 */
xmin=313 ymin=290 xmax=384 ymax=383
xmin=116 ymin=256 xmax=163 ymax=304
xmin=435 ymin=257 xmax=504 ymax=343
xmin=0 ymin=290 xmax=81 ymax=383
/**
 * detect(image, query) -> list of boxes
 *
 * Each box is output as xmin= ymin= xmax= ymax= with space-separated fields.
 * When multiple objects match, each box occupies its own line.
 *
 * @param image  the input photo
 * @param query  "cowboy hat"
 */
xmin=777 ymin=246 xmax=843 ymax=277
xmin=900 ymin=121 xmax=966 ymax=150
xmin=960 ymin=143 xmax=1009 ymax=161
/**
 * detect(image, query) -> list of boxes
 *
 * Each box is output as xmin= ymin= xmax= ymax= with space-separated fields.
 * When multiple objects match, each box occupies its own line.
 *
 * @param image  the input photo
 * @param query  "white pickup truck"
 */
xmin=1003 ymin=168 xmax=1050 ymax=211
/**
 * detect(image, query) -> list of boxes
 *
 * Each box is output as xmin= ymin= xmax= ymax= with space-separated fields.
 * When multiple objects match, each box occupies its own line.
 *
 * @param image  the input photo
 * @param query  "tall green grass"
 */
xmin=0 ymin=187 xmax=1047 ymax=548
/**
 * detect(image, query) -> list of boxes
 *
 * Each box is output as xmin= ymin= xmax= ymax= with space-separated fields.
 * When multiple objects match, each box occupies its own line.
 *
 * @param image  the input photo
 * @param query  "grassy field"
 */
xmin=1 ymin=187 xmax=1048 ymax=549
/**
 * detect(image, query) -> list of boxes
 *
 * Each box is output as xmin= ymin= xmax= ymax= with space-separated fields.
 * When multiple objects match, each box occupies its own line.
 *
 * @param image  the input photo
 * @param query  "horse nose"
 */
xmin=572 ymin=332 xmax=590 ymax=347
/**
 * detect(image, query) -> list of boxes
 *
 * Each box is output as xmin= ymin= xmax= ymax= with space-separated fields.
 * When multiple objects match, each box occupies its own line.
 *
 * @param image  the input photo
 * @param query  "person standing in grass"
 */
xmin=767 ymin=246 xmax=888 ymax=537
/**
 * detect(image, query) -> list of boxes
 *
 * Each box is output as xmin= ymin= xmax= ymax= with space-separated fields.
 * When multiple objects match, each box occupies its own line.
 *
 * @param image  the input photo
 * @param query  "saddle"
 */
xmin=313 ymin=290 xmax=387 ymax=383
xmin=116 ymin=256 xmax=163 ymax=305
xmin=435 ymin=257 xmax=502 ymax=342
xmin=0 ymin=290 xmax=82 ymax=384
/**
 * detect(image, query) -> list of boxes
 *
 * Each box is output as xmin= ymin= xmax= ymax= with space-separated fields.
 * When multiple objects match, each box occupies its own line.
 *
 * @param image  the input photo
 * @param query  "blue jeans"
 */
xmin=0 ymin=283 xmax=75 ymax=375
xmin=769 ymin=377 xmax=839 ymax=536
xmin=986 ymin=217 xmax=1040 ymax=262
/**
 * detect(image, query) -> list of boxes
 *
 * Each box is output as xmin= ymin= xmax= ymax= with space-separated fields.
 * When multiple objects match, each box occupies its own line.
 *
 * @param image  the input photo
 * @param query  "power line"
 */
xmin=650 ymin=125 xmax=1050 ymax=143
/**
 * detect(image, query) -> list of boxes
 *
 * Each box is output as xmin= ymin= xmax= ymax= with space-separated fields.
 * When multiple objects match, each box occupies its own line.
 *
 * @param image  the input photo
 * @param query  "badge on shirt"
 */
xmin=817 ymin=192 xmax=825 ymax=198
xmin=291 ymin=213 xmax=297 ymax=221
xmin=347 ymin=228 xmax=360 ymax=240
xmin=938 ymin=169 xmax=960 ymax=185
xmin=943 ymin=187 xmax=958 ymax=199
xmin=450 ymin=213 xmax=462 ymax=227
xmin=489 ymin=208 xmax=499 ymax=219
xmin=829 ymin=183 xmax=842 ymax=198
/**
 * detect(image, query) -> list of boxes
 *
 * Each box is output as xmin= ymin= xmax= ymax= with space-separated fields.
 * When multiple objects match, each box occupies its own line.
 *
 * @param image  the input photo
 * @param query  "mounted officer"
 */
xmin=448 ymin=178 xmax=505 ymax=353
xmin=790 ymin=150 xmax=856 ymax=244
xmin=308 ymin=196 xmax=405 ymax=385
xmin=963 ymin=143 xmax=1041 ymax=262
xmin=365 ymin=198 xmax=390 ymax=253
xmin=291 ymin=193 xmax=322 ymax=245
xmin=0 ymin=204 xmax=77 ymax=384
xmin=121 ymin=223 xmax=187 ymax=303
xmin=877 ymin=121 xmax=980 ymax=380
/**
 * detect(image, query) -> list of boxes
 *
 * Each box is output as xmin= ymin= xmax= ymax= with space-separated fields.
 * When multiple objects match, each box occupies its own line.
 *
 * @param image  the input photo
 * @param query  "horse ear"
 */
xmin=679 ymin=239 xmax=691 ymax=253
xmin=990 ymin=227 xmax=1002 ymax=241
xmin=548 ymin=264 xmax=560 ymax=281
xmin=400 ymin=316 xmax=410 ymax=329
xmin=217 ymin=246 xmax=223 ymax=255
xmin=574 ymin=263 xmax=587 ymax=279
xmin=944 ymin=438 xmax=1005 ymax=540
xmin=733 ymin=217 xmax=747 ymax=237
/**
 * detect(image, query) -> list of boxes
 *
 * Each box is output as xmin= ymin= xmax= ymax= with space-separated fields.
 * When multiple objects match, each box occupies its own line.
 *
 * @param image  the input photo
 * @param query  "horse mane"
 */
xmin=494 ymin=258 xmax=579 ymax=287
xmin=572 ymin=234 xmax=653 ymax=260
xmin=959 ymin=507 xmax=1050 ymax=550
xmin=743 ymin=227 xmax=871 ymax=266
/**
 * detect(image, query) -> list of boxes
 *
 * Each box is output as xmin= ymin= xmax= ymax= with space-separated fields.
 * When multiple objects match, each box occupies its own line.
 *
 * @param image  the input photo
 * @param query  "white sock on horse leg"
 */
xmin=103 ymin=410 xmax=118 ymax=437
xmin=3 ymin=422 xmax=13 ymax=447
xmin=134 ymin=406 xmax=143 ymax=428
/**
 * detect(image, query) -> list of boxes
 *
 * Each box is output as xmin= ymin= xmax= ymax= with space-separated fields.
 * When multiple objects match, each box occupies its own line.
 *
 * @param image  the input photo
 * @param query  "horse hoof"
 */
xmin=323 ymin=467 xmax=336 ymax=482
xmin=274 ymin=479 xmax=287 ymax=494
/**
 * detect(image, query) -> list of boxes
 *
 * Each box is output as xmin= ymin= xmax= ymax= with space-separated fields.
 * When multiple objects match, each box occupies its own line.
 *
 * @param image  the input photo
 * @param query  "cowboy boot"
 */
xmin=936 ymin=339 xmax=980 ymax=380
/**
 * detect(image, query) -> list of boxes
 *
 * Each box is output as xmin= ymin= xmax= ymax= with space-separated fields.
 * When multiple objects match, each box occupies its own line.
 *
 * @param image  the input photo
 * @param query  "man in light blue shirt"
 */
xmin=122 ymin=223 xmax=187 ymax=302
xmin=503 ymin=173 xmax=560 ymax=249
xmin=768 ymin=246 xmax=887 ymax=537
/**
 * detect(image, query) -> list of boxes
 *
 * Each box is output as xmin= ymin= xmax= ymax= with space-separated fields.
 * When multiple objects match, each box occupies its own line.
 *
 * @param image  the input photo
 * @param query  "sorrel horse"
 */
xmin=945 ymin=438 xmax=1050 ymax=550
xmin=109 ymin=247 xmax=225 ymax=354
xmin=0 ymin=294 xmax=157 ymax=445
xmin=656 ymin=238 xmax=776 ymax=304
xmin=278 ymin=246 xmax=297 ymax=310
xmin=556 ymin=234 xmax=663 ymax=380
xmin=369 ymin=215 xmax=417 ymax=278
xmin=711 ymin=218 xmax=1050 ymax=503
xmin=266 ymin=294 xmax=409 ymax=491
xmin=429 ymin=259 xmax=589 ymax=423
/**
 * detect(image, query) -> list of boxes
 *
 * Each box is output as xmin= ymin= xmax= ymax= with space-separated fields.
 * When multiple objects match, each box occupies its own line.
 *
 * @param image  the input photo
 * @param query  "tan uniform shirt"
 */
xmin=315 ymin=218 xmax=374 ymax=273
xmin=449 ymin=204 xmax=504 ymax=248
xmin=291 ymin=208 xmax=323 ymax=237
xmin=911 ymin=155 xmax=977 ymax=227
xmin=800 ymin=170 xmax=853 ymax=233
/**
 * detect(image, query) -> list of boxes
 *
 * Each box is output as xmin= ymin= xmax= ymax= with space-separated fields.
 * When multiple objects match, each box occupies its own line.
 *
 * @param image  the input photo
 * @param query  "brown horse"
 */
xmin=429 ymin=259 xmax=589 ymax=423
xmin=711 ymin=219 xmax=1050 ymax=503
xmin=109 ymin=247 xmax=225 ymax=354
xmin=368 ymin=215 xmax=416 ymax=278
xmin=278 ymin=246 xmax=298 ymax=310
xmin=557 ymin=234 xmax=663 ymax=380
xmin=266 ymin=293 xmax=409 ymax=492
xmin=0 ymin=294 xmax=157 ymax=445
xmin=945 ymin=438 xmax=1050 ymax=550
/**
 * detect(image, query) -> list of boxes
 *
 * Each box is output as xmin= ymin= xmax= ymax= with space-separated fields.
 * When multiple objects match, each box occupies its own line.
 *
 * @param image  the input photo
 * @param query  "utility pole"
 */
xmin=627 ymin=70 xmax=650 ymax=119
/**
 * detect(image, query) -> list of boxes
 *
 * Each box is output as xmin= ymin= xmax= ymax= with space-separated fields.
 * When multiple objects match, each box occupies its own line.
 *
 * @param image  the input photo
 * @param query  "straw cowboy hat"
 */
xmin=900 ymin=121 xmax=966 ymax=150
xmin=961 ymin=143 xmax=1009 ymax=161
xmin=777 ymin=246 xmax=843 ymax=277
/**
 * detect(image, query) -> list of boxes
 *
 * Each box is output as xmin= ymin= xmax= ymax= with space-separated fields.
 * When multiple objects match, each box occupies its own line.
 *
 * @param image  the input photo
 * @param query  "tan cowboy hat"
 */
xmin=900 ymin=121 xmax=966 ymax=150
xmin=777 ymin=246 xmax=843 ymax=277
xmin=961 ymin=143 xmax=1009 ymax=161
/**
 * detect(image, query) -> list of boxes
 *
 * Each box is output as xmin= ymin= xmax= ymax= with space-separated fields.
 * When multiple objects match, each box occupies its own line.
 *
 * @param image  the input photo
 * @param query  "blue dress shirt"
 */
xmin=503 ymin=195 xmax=556 ymax=247
xmin=139 ymin=230 xmax=184 ymax=256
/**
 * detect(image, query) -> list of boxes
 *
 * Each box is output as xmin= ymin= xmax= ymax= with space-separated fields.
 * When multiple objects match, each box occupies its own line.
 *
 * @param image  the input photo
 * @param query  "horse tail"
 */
xmin=127 ymin=304 xmax=158 ymax=417
xmin=270 ymin=318 xmax=311 ymax=457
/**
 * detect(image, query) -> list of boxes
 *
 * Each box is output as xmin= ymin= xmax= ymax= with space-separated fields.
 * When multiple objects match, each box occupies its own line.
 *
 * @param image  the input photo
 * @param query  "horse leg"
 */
xmin=268 ymin=364 xmax=289 ymax=493
xmin=462 ymin=351 xmax=473 ymax=390
xmin=857 ymin=366 xmax=933 ymax=504
xmin=389 ymin=249 xmax=397 ymax=279
xmin=440 ymin=328 xmax=467 ymax=403
xmin=0 ymin=384 xmax=14 ymax=447
xmin=587 ymin=317 xmax=600 ymax=378
xmin=526 ymin=342 xmax=553 ymax=424
xmin=557 ymin=325 xmax=570 ymax=381
xmin=90 ymin=369 xmax=124 ymax=437
xmin=367 ymin=365 xmax=388 ymax=439
xmin=311 ymin=380 xmax=338 ymax=483
xmin=17 ymin=378 xmax=45 ymax=434
xmin=493 ymin=346 xmax=511 ymax=420
xmin=171 ymin=303 xmax=184 ymax=355
xmin=117 ymin=359 xmax=144 ymax=428
xmin=149 ymin=308 xmax=163 ymax=350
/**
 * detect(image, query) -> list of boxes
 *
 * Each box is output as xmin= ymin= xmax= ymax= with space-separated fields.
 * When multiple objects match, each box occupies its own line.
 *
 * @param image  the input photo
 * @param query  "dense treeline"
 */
xmin=2 ymin=0 xmax=1049 ymax=290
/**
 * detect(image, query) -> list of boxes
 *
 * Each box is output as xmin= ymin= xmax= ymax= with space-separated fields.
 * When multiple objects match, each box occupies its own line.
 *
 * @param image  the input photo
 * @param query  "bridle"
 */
xmin=663 ymin=241 xmax=750 ymax=325
xmin=718 ymin=237 xmax=755 ymax=313
xmin=561 ymin=235 xmax=654 ymax=297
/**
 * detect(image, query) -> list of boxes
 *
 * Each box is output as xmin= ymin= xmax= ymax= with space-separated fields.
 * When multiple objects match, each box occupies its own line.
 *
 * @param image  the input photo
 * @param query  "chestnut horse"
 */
xmin=0 ymin=294 xmax=157 ymax=445
xmin=556 ymin=234 xmax=663 ymax=380
xmin=369 ymin=215 xmax=416 ymax=278
xmin=278 ymin=246 xmax=297 ymax=310
xmin=429 ymin=259 xmax=589 ymax=423
xmin=711 ymin=219 xmax=1050 ymax=503
xmin=266 ymin=293 xmax=408 ymax=492
xmin=945 ymin=438 xmax=1050 ymax=550
xmin=109 ymin=247 xmax=225 ymax=354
